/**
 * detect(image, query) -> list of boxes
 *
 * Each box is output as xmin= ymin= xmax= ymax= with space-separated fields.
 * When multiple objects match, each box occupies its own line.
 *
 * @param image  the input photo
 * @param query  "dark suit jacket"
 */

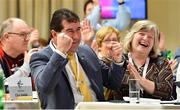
xmin=30 ymin=44 xmax=125 ymax=109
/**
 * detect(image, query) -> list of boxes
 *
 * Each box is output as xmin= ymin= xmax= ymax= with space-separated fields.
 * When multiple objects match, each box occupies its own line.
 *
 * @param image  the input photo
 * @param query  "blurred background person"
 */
xmin=28 ymin=28 xmax=40 ymax=49
xmin=158 ymin=31 xmax=178 ymax=99
xmin=158 ymin=32 xmax=178 ymax=73
xmin=158 ymin=32 xmax=171 ymax=59
xmin=83 ymin=0 xmax=94 ymax=18
xmin=36 ymin=38 xmax=49 ymax=49
xmin=28 ymin=28 xmax=48 ymax=49
xmin=81 ymin=19 xmax=95 ymax=47
xmin=82 ymin=1 xmax=96 ymax=50
xmin=87 ymin=0 xmax=131 ymax=31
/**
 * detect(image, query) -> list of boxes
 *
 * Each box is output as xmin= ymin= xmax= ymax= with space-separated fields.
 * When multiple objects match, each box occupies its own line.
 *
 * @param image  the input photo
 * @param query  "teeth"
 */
xmin=141 ymin=44 xmax=148 ymax=47
xmin=139 ymin=42 xmax=148 ymax=47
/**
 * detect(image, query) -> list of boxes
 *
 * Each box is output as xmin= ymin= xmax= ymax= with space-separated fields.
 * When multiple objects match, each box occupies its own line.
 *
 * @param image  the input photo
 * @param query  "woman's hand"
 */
xmin=81 ymin=19 xmax=95 ymax=46
xmin=127 ymin=62 xmax=142 ymax=79
xmin=111 ymin=42 xmax=123 ymax=63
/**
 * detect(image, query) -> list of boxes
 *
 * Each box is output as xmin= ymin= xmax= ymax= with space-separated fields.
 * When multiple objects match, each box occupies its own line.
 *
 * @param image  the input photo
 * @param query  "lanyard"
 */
xmin=128 ymin=53 xmax=150 ymax=78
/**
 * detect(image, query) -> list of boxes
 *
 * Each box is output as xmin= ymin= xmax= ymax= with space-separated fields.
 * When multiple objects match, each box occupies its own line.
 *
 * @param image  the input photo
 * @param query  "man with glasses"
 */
xmin=30 ymin=8 xmax=126 ymax=109
xmin=0 ymin=18 xmax=38 ymax=83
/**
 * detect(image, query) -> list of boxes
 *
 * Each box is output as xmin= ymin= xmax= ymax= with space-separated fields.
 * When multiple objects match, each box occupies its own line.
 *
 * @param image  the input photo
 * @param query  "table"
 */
xmin=3 ymin=91 xmax=40 ymax=109
xmin=75 ymin=102 xmax=180 ymax=110
xmin=3 ymin=99 xmax=40 ymax=109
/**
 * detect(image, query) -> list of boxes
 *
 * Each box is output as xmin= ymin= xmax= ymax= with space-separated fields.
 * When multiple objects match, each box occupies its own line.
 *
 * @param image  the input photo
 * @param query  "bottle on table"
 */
xmin=0 ymin=65 xmax=4 ymax=109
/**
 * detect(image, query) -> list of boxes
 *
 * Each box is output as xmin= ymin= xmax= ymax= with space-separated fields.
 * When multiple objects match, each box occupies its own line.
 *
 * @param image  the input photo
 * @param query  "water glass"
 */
xmin=129 ymin=79 xmax=140 ymax=104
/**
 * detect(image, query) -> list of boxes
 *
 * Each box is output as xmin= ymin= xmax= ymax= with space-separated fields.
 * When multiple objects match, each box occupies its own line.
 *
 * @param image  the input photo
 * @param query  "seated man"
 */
xmin=30 ymin=8 xmax=126 ymax=109
xmin=0 ymin=18 xmax=38 ymax=83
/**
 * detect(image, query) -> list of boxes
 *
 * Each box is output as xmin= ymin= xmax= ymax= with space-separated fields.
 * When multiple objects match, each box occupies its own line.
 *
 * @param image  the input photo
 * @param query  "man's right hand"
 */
xmin=56 ymin=33 xmax=73 ymax=54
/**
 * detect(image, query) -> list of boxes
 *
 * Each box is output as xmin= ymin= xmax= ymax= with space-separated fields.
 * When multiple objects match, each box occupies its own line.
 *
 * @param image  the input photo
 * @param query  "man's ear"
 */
xmin=50 ymin=30 xmax=57 ymax=38
xmin=1 ymin=32 xmax=9 ymax=40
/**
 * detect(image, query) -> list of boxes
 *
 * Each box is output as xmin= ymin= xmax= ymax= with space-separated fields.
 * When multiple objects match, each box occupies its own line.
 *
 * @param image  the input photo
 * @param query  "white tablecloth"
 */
xmin=75 ymin=102 xmax=180 ymax=110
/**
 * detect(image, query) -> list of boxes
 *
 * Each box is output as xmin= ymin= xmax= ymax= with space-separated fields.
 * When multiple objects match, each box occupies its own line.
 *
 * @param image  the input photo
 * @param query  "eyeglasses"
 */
xmin=102 ymin=39 xmax=119 ymax=44
xmin=7 ymin=32 xmax=31 ymax=39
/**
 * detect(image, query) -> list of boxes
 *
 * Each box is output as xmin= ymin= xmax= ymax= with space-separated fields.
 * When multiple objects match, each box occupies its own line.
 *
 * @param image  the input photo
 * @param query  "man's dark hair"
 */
xmin=50 ymin=8 xmax=80 ymax=32
xmin=83 ymin=0 xmax=93 ymax=15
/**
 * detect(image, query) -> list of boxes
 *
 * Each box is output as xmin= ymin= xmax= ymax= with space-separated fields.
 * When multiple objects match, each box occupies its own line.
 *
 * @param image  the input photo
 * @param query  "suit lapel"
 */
xmin=77 ymin=47 xmax=104 ymax=100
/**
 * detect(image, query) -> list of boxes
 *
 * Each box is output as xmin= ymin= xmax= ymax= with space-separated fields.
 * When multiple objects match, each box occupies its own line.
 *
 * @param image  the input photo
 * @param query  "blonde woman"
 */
xmin=118 ymin=20 xmax=173 ymax=100
xmin=96 ymin=26 xmax=123 ymax=65
xmin=95 ymin=26 xmax=124 ymax=100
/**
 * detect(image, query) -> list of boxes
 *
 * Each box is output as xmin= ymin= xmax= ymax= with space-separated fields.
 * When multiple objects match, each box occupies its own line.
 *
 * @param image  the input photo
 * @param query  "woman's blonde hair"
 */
xmin=96 ymin=26 xmax=121 ymax=47
xmin=123 ymin=20 xmax=160 ymax=58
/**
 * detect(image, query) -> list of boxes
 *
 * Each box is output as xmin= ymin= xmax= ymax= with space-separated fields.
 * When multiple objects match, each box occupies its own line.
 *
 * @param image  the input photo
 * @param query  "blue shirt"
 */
xmin=87 ymin=5 xmax=131 ymax=31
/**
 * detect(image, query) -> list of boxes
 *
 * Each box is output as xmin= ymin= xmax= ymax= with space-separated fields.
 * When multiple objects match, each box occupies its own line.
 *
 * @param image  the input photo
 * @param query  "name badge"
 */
xmin=8 ymin=77 xmax=32 ymax=100
xmin=75 ymin=93 xmax=84 ymax=104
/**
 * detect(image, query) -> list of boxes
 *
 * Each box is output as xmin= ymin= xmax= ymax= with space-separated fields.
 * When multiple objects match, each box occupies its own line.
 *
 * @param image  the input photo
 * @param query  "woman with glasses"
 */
xmin=95 ymin=26 xmax=124 ymax=100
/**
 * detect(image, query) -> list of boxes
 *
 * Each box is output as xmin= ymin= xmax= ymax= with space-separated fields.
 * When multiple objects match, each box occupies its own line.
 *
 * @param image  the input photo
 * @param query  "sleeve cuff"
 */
xmin=114 ymin=61 xmax=125 ymax=66
xmin=18 ymin=62 xmax=31 ymax=76
xmin=55 ymin=49 xmax=67 ymax=58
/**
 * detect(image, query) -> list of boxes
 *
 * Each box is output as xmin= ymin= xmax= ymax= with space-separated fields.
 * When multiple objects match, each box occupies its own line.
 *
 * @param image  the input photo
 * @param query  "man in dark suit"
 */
xmin=30 ymin=8 xmax=125 ymax=109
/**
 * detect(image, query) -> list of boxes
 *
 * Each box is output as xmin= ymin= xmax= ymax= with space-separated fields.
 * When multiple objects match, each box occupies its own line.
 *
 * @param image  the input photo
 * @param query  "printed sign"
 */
xmin=8 ymin=77 xmax=32 ymax=100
